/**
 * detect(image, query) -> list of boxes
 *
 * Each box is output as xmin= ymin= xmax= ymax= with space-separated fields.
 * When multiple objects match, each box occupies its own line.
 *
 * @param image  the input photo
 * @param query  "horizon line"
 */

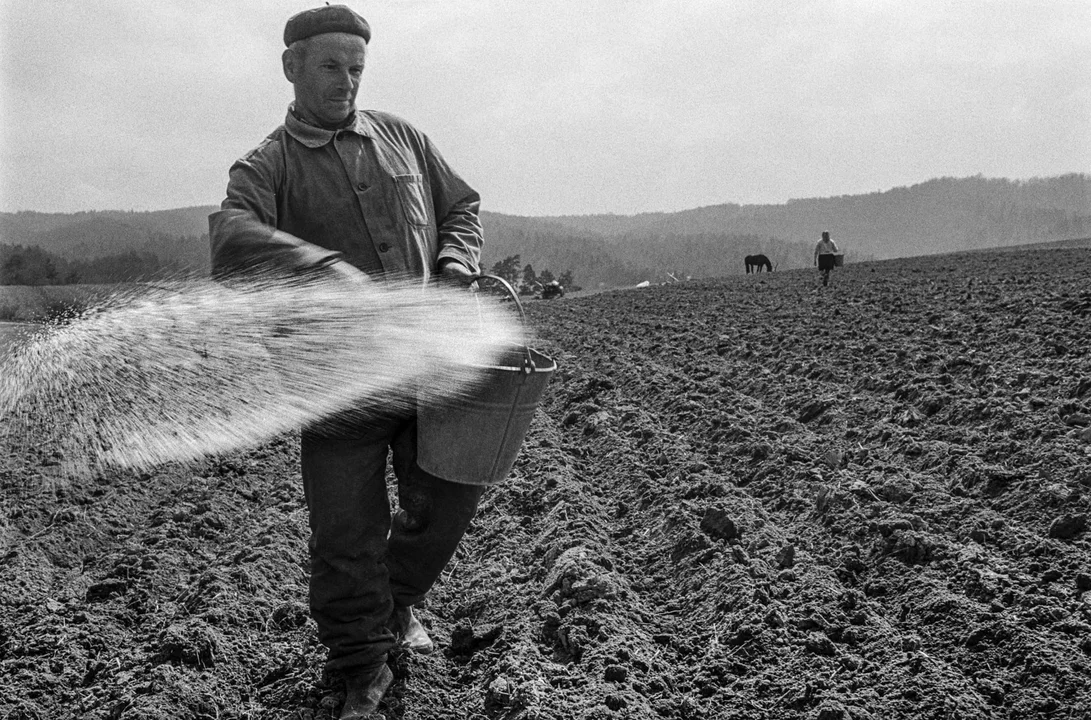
xmin=1 ymin=171 xmax=1087 ymax=219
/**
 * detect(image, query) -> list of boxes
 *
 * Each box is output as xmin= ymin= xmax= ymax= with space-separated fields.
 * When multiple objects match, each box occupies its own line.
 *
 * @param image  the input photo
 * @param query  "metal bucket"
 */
xmin=416 ymin=276 xmax=556 ymax=485
xmin=833 ymin=254 xmax=845 ymax=267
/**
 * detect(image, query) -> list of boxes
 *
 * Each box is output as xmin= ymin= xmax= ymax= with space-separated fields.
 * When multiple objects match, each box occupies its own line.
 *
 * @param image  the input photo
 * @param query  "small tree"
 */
xmin=1 ymin=252 xmax=26 ymax=284
xmin=557 ymin=270 xmax=580 ymax=292
xmin=537 ymin=268 xmax=555 ymax=285
xmin=43 ymin=258 xmax=58 ymax=284
xmin=521 ymin=263 xmax=538 ymax=295
xmin=489 ymin=254 xmax=522 ymax=286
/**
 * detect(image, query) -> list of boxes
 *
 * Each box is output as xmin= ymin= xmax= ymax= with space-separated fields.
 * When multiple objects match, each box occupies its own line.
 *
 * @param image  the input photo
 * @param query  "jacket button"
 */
xmin=356 ymin=182 xmax=367 ymax=191
xmin=378 ymin=242 xmax=391 ymax=252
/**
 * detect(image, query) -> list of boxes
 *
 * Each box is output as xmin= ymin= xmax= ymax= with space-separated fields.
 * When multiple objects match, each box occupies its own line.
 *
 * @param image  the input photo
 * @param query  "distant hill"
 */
xmin=0 ymin=207 xmax=214 ymax=256
xmin=958 ymin=235 xmax=1091 ymax=254
xmin=542 ymin=174 xmax=1091 ymax=260
xmin=0 ymin=207 xmax=216 ymax=284
xmin=2 ymin=174 xmax=1087 ymax=289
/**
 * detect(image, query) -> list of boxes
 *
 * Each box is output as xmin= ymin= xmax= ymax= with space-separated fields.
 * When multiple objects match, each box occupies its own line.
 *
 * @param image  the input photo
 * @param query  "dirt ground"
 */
xmin=3 ymin=247 xmax=1091 ymax=719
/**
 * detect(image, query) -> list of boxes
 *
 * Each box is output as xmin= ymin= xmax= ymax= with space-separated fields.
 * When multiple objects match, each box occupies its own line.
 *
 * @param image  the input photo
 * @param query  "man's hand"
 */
xmin=438 ymin=259 xmax=476 ymax=286
xmin=324 ymin=259 xmax=372 ymax=285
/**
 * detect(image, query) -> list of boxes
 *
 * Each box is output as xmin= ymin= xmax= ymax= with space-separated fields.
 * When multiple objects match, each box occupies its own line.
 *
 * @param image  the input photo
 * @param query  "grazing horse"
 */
xmin=745 ymin=254 xmax=773 ymax=274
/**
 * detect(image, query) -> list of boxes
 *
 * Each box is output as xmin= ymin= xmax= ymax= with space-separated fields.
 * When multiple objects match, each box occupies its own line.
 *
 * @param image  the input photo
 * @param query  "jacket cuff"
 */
xmin=209 ymin=209 xmax=343 ymax=279
xmin=436 ymin=248 xmax=479 ymax=275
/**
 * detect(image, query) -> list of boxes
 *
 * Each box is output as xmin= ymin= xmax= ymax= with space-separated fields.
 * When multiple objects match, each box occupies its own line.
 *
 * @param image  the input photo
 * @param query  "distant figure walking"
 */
xmin=745 ymin=254 xmax=773 ymax=274
xmin=814 ymin=232 xmax=840 ymax=286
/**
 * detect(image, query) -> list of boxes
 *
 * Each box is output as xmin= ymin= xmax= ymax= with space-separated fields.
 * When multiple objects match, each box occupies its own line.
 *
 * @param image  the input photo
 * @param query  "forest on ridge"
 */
xmin=1 ymin=174 xmax=1088 ymax=289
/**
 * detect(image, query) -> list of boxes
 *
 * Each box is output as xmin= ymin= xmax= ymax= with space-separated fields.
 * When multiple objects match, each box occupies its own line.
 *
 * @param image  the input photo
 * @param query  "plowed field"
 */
xmin=3 ymin=247 xmax=1091 ymax=719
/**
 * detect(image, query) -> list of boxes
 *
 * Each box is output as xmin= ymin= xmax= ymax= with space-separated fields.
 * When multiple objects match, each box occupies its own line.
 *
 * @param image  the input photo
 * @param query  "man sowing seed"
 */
xmin=208 ymin=5 xmax=485 ymax=717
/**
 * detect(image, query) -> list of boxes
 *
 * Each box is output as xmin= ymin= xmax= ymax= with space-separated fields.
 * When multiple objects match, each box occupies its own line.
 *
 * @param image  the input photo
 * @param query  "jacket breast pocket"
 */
xmin=392 ymin=174 xmax=429 ymax=227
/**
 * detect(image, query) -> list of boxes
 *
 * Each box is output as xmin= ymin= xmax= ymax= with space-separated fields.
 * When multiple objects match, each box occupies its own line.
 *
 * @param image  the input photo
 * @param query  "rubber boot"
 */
xmin=340 ymin=664 xmax=393 ymax=719
xmin=392 ymin=605 xmax=434 ymax=654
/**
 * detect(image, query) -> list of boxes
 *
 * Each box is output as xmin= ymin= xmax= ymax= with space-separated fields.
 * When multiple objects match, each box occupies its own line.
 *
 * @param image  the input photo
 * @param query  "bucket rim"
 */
xmin=474 ymin=357 xmax=557 ymax=374
xmin=468 ymin=346 xmax=556 ymax=374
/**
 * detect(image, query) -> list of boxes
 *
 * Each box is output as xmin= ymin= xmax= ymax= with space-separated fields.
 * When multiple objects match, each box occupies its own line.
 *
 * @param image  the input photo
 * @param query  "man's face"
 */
xmin=283 ymin=33 xmax=367 ymax=128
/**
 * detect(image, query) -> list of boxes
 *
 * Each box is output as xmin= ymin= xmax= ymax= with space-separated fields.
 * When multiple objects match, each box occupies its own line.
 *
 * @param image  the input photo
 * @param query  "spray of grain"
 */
xmin=0 ymin=274 xmax=524 ymax=479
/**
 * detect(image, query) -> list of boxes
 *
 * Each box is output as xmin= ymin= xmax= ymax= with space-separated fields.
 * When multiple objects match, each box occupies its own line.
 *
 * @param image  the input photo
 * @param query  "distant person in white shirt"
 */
xmin=814 ymin=231 xmax=840 ymax=287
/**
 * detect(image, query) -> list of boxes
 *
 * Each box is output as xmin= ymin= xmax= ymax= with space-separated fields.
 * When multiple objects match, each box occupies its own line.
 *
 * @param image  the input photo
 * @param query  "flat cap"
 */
xmin=284 ymin=5 xmax=371 ymax=46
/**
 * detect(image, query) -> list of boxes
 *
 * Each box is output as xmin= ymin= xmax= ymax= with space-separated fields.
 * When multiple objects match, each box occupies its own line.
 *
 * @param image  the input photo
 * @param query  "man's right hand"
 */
xmin=324 ymin=259 xmax=371 ymax=285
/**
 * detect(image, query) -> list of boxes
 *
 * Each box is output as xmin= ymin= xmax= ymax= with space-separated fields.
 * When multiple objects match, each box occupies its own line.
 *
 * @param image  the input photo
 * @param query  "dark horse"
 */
xmin=745 ymin=254 xmax=773 ymax=274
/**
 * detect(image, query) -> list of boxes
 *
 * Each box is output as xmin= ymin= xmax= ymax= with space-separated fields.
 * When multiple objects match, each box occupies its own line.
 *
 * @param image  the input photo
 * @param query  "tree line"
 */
xmin=3 ymin=174 xmax=1086 ymax=289
xmin=0 ymin=242 xmax=202 ymax=285
xmin=1 ymin=241 xmax=584 ymax=295
xmin=487 ymin=255 xmax=580 ymax=294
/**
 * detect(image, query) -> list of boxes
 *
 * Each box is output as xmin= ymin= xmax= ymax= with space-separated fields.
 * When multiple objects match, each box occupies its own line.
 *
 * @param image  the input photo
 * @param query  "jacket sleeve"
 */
xmin=423 ymin=135 xmax=483 ymax=274
xmin=208 ymin=141 xmax=343 ymax=280
xmin=208 ymin=209 xmax=343 ymax=281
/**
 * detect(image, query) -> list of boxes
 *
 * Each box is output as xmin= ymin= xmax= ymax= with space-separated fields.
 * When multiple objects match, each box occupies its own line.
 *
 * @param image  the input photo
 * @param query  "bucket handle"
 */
xmin=471 ymin=274 xmax=538 ymax=374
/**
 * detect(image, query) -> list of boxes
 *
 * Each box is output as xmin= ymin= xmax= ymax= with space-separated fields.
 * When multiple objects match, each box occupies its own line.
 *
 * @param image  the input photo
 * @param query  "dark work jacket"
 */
xmin=209 ymin=106 xmax=482 ymax=282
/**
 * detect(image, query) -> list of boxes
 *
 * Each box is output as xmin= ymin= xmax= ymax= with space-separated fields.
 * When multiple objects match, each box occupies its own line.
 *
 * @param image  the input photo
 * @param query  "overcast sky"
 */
xmin=1 ymin=0 xmax=1088 ymax=216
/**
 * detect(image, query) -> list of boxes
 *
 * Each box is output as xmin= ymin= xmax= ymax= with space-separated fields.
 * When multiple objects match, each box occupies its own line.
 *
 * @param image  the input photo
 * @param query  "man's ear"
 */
xmin=282 ymin=48 xmax=297 ymax=83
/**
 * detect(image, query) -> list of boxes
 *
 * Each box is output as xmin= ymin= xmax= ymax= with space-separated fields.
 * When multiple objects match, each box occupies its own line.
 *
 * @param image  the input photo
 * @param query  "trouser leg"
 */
xmin=301 ymin=427 xmax=397 ymax=673
xmin=386 ymin=419 xmax=486 ymax=608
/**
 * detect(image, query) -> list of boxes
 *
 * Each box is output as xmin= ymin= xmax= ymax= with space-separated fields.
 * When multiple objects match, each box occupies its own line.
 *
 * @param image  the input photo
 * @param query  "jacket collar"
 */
xmin=284 ymin=105 xmax=374 ymax=147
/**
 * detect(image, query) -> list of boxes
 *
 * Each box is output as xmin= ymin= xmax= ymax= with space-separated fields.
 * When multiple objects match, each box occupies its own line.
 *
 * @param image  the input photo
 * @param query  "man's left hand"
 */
xmin=439 ymin=259 xmax=476 ymax=286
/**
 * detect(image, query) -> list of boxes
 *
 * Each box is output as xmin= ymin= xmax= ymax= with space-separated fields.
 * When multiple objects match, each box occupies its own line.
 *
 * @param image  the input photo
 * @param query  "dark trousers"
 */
xmin=301 ymin=413 xmax=485 ymax=673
